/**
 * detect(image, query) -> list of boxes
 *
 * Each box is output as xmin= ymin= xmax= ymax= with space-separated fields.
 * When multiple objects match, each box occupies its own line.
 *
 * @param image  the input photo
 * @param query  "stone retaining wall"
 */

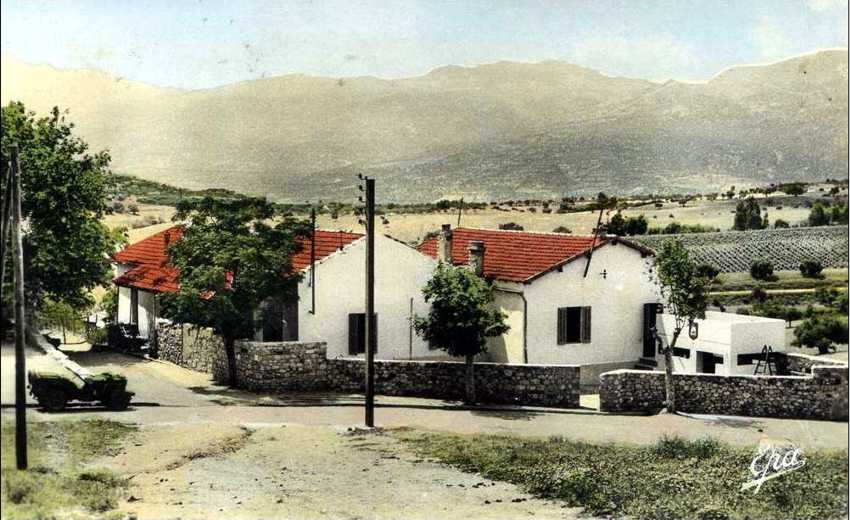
xmin=195 ymin=336 xmax=580 ymax=408
xmin=155 ymin=322 xmax=228 ymax=379
xmin=786 ymin=352 xmax=848 ymax=374
xmin=599 ymin=364 xmax=848 ymax=421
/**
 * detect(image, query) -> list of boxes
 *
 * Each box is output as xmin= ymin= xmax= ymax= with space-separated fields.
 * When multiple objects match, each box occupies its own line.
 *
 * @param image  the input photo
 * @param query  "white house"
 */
xmin=112 ymin=225 xmax=439 ymax=359
xmin=655 ymin=311 xmax=787 ymax=376
xmin=418 ymin=226 xmax=663 ymax=379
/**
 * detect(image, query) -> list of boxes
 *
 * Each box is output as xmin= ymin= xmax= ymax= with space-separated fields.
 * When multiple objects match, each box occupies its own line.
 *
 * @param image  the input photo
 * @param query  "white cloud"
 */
xmin=807 ymin=0 xmax=848 ymax=12
xmin=568 ymin=37 xmax=694 ymax=81
xmin=753 ymin=18 xmax=793 ymax=60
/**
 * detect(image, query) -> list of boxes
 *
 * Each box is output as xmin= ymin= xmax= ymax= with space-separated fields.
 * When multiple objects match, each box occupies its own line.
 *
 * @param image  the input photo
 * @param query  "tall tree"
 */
xmin=414 ymin=263 xmax=509 ymax=403
xmin=733 ymin=197 xmax=764 ymax=231
xmin=653 ymin=240 xmax=714 ymax=413
xmin=1 ymin=102 xmax=118 ymax=310
xmin=159 ymin=197 xmax=309 ymax=386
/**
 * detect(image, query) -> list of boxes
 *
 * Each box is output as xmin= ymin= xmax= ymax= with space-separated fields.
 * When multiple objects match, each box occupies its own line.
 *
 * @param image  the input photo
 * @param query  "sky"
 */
xmin=1 ymin=0 xmax=848 ymax=89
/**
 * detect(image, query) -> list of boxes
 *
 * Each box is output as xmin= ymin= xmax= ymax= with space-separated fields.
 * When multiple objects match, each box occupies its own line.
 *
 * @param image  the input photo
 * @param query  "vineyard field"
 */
xmin=632 ymin=226 xmax=849 ymax=273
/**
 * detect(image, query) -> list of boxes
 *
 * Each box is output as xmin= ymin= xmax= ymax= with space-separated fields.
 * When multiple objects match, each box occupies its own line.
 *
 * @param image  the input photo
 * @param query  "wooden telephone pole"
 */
xmin=10 ymin=145 xmax=28 ymax=469
xmin=359 ymin=175 xmax=376 ymax=427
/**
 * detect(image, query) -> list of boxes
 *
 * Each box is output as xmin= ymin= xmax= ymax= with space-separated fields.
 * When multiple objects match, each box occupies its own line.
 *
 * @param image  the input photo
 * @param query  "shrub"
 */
xmin=653 ymin=435 xmax=721 ymax=460
xmin=552 ymin=226 xmax=572 ymax=234
xmin=749 ymin=259 xmax=775 ymax=281
xmin=695 ymin=263 xmax=720 ymax=280
xmin=751 ymin=287 xmax=768 ymax=303
xmin=773 ymin=218 xmax=790 ymax=229
xmin=799 ymin=260 xmax=824 ymax=278
xmin=815 ymin=287 xmax=839 ymax=306
xmin=127 ymin=203 xmax=139 ymax=215
xmin=793 ymin=315 xmax=848 ymax=354
xmin=835 ymin=292 xmax=848 ymax=314
xmin=499 ymin=222 xmax=524 ymax=231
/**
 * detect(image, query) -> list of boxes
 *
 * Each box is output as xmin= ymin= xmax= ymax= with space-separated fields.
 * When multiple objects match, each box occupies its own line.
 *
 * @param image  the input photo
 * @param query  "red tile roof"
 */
xmin=417 ymin=227 xmax=606 ymax=282
xmin=112 ymin=226 xmax=363 ymax=293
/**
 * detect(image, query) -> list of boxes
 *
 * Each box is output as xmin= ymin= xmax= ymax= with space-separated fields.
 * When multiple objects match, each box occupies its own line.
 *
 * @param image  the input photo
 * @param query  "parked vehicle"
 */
xmin=28 ymin=370 xmax=134 ymax=411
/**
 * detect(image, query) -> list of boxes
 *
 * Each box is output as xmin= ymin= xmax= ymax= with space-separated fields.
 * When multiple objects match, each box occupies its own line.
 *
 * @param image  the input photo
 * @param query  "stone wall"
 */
xmin=155 ymin=322 xmax=228 ymax=380
xmin=599 ymin=364 xmax=848 ymax=421
xmin=232 ymin=341 xmax=580 ymax=408
xmin=786 ymin=352 xmax=848 ymax=374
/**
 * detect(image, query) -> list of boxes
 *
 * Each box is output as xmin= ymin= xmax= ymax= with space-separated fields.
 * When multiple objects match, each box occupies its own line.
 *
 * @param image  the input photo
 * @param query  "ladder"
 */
xmin=753 ymin=345 xmax=777 ymax=375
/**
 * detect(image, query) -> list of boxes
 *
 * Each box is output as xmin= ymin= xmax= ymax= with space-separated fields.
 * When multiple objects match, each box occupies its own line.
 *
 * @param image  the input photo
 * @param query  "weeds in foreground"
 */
xmin=1 ymin=419 xmax=135 ymax=519
xmin=397 ymin=431 xmax=849 ymax=520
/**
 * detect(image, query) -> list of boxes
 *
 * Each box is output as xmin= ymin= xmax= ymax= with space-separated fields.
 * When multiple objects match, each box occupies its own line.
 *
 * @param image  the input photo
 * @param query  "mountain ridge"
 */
xmin=2 ymin=50 xmax=847 ymax=202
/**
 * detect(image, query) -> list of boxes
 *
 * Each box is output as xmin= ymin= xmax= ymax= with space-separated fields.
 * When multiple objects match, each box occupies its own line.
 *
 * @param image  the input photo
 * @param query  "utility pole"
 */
xmin=358 ymin=174 xmax=376 ymax=427
xmin=457 ymin=197 xmax=464 ymax=227
xmin=11 ymin=145 xmax=28 ymax=469
xmin=309 ymin=206 xmax=316 ymax=314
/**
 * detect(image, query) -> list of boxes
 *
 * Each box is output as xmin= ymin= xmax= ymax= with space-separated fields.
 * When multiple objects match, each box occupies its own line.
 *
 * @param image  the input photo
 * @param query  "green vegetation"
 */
xmin=160 ymin=197 xmax=310 ymax=385
xmin=799 ymin=260 xmax=824 ymax=279
xmin=111 ymin=173 xmax=248 ymax=206
xmin=749 ymin=259 xmax=776 ymax=281
xmin=2 ymin=102 xmax=120 ymax=311
xmin=793 ymin=315 xmax=849 ymax=354
xmin=607 ymin=212 xmax=648 ymax=236
xmin=647 ymin=222 xmax=720 ymax=235
xmin=398 ymin=431 xmax=849 ymax=520
xmin=1 ymin=419 xmax=135 ymax=518
xmin=654 ymin=240 xmax=713 ymax=413
xmin=413 ymin=263 xmax=508 ymax=403
xmin=733 ymin=197 xmax=767 ymax=231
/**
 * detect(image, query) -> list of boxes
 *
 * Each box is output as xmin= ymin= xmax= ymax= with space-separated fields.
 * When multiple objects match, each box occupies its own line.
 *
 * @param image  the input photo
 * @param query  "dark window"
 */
xmin=557 ymin=306 xmax=591 ymax=344
xmin=130 ymin=288 xmax=139 ymax=325
xmin=348 ymin=313 xmax=377 ymax=355
xmin=737 ymin=353 xmax=763 ymax=366
xmin=672 ymin=347 xmax=691 ymax=359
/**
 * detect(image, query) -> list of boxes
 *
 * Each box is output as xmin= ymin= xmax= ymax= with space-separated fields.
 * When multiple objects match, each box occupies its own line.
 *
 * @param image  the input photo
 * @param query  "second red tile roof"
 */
xmin=417 ymin=227 xmax=606 ymax=282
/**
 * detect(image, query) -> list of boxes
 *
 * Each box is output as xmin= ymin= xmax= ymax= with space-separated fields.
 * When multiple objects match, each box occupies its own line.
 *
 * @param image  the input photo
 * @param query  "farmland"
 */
xmin=633 ymin=225 xmax=849 ymax=273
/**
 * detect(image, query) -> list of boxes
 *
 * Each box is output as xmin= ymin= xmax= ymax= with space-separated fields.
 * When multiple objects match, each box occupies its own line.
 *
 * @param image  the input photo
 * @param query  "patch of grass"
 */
xmin=396 ymin=431 xmax=849 ymax=520
xmin=1 ymin=419 xmax=136 ymax=519
xmin=714 ymin=269 xmax=848 ymax=293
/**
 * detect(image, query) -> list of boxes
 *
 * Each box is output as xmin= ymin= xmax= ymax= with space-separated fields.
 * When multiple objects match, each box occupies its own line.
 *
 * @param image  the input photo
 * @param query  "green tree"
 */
xmin=793 ymin=316 xmax=848 ymax=354
xmin=39 ymin=298 xmax=85 ymax=344
xmin=653 ymin=240 xmax=714 ymax=413
xmin=773 ymin=219 xmax=790 ymax=229
xmin=799 ymin=260 xmax=824 ymax=279
xmin=607 ymin=212 xmax=627 ymax=236
xmin=625 ymin=215 xmax=649 ymax=236
xmin=808 ymin=203 xmax=830 ymax=226
xmin=160 ymin=197 xmax=310 ymax=386
xmin=413 ymin=263 xmax=509 ymax=403
xmin=1 ymin=102 xmax=118 ymax=310
xmin=749 ymin=259 xmax=775 ymax=281
xmin=779 ymin=183 xmax=806 ymax=196
xmin=829 ymin=203 xmax=848 ymax=224
xmin=733 ymin=198 xmax=764 ymax=231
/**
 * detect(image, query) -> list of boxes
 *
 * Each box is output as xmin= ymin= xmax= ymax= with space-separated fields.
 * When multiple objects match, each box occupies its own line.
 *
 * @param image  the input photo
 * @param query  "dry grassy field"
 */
xmin=106 ymin=197 xmax=817 ymax=246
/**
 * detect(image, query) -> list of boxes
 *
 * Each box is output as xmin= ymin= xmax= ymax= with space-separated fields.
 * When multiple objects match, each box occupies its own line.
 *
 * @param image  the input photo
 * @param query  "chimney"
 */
xmin=438 ymin=224 xmax=453 ymax=263
xmin=468 ymin=240 xmax=485 ymax=276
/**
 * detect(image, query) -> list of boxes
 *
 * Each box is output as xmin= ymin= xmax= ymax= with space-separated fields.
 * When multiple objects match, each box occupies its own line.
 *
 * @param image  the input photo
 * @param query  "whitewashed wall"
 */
xmin=522 ymin=242 xmax=661 ymax=366
xmin=298 ymin=234 xmax=438 ymax=360
xmin=115 ymin=262 xmax=156 ymax=339
xmin=656 ymin=311 xmax=786 ymax=376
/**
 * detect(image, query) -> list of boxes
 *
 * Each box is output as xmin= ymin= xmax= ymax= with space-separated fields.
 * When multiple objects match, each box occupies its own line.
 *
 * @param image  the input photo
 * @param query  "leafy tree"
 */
xmin=39 ymin=298 xmax=85 ymax=344
xmin=749 ymin=259 xmax=775 ymax=281
xmin=733 ymin=198 xmax=764 ymax=231
xmin=773 ymin=219 xmax=790 ymax=229
xmin=413 ymin=263 xmax=509 ymax=403
xmin=160 ymin=197 xmax=310 ymax=386
xmin=653 ymin=240 xmax=713 ymax=413
xmin=498 ymin=222 xmax=523 ymax=231
xmin=1 ymin=102 xmax=118 ymax=310
xmin=779 ymin=183 xmax=806 ymax=196
xmin=607 ymin=212 xmax=627 ymax=236
xmin=799 ymin=260 xmax=824 ymax=279
xmin=625 ymin=215 xmax=649 ymax=236
xmin=694 ymin=263 xmax=720 ymax=281
xmin=808 ymin=203 xmax=830 ymax=226
xmin=793 ymin=316 xmax=848 ymax=354
xmin=829 ymin=203 xmax=848 ymax=224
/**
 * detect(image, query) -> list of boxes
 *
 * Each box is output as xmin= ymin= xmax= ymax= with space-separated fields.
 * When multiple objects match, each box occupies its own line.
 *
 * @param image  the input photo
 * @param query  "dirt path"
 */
xmin=101 ymin=423 xmax=580 ymax=520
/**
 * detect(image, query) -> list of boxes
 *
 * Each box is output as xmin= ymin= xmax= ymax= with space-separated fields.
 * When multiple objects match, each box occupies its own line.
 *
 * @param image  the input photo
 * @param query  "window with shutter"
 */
xmin=348 ymin=313 xmax=377 ymax=354
xmin=581 ymin=307 xmax=592 ymax=343
xmin=557 ymin=307 xmax=586 ymax=344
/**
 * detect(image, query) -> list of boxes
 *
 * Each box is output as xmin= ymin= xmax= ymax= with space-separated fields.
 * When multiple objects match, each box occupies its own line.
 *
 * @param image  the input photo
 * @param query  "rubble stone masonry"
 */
xmin=599 ymin=353 xmax=848 ymax=421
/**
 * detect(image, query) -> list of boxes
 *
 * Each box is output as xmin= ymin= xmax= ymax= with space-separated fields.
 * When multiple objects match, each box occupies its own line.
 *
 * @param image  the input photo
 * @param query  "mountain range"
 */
xmin=1 ymin=50 xmax=847 ymax=202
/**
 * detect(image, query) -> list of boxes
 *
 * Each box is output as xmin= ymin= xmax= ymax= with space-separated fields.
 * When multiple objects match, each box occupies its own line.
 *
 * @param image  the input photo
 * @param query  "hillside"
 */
xmin=2 ymin=50 xmax=847 ymax=202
